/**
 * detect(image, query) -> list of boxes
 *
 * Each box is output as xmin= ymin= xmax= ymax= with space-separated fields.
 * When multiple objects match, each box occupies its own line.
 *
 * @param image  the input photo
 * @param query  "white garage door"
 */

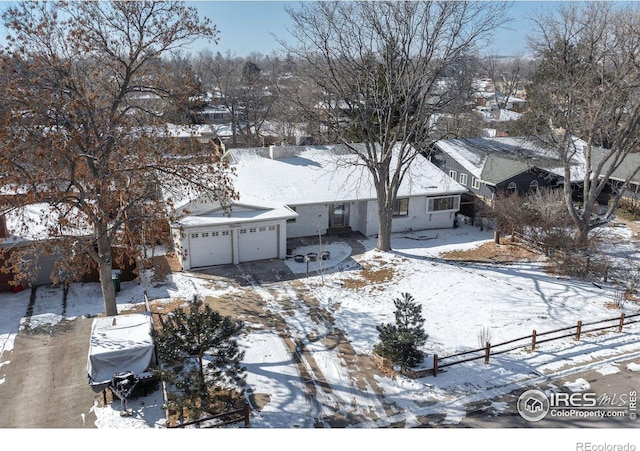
xmin=238 ymin=225 xmax=278 ymax=262
xmin=189 ymin=230 xmax=233 ymax=268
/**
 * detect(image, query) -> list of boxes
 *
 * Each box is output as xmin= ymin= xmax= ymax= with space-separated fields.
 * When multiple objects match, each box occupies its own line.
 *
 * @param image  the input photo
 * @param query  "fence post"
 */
xmin=244 ymin=401 xmax=250 ymax=427
xmin=619 ymin=313 xmax=626 ymax=332
xmin=484 ymin=342 xmax=491 ymax=364
xmin=575 ymin=321 xmax=582 ymax=340
xmin=531 ymin=330 xmax=537 ymax=352
xmin=433 ymin=354 xmax=438 ymax=377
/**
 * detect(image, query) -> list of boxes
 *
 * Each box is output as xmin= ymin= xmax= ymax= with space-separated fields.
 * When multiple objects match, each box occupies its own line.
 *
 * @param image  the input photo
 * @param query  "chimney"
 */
xmin=0 ymin=214 xmax=7 ymax=239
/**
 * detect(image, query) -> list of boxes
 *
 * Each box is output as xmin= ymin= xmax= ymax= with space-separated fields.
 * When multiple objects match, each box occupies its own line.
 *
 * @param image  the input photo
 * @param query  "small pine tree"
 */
xmin=374 ymin=292 xmax=427 ymax=369
xmin=152 ymin=295 xmax=246 ymax=421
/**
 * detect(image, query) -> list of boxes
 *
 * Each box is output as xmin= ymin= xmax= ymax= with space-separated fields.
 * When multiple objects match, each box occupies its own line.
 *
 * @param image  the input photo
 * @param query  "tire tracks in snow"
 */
xmin=240 ymin=270 xmax=392 ymax=427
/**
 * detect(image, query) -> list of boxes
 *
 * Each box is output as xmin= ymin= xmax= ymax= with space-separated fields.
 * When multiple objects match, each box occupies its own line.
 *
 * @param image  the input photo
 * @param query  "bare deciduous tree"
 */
xmin=193 ymin=50 xmax=278 ymax=148
xmin=0 ymin=1 xmax=236 ymax=316
xmin=525 ymin=2 xmax=640 ymax=246
xmin=281 ymin=1 xmax=511 ymax=251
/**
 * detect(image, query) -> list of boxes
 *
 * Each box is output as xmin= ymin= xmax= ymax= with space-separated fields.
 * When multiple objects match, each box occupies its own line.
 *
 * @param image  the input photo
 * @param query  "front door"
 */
xmin=329 ymin=203 xmax=349 ymax=228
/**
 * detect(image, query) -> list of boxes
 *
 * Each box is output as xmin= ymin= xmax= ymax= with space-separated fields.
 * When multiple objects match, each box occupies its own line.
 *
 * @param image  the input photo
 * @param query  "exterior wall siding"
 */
xmin=495 ymin=170 xmax=561 ymax=195
xmin=430 ymin=149 xmax=493 ymax=198
xmin=286 ymin=204 xmax=329 ymax=238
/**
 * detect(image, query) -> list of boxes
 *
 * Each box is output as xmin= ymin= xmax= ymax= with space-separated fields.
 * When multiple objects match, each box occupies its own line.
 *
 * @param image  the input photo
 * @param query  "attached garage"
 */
xmin=174 ymin=202 xmax=297 ymax=271
xmin=238 ymin=225 xmax=279 ymax=262
xmin=188 ymin=229 xmax=233 ymax=268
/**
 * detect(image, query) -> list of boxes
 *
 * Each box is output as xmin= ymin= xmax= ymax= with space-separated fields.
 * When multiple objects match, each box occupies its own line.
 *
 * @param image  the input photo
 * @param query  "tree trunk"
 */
xmin=96 ymin=234 xmax=117 ymax=316
xmin=99 ymin=260 xmax=117 ymax=316
xmin=574 ymin=223 xmax=590 ymax=249
xmin=377 ymin=197 xmax=393 ymax=252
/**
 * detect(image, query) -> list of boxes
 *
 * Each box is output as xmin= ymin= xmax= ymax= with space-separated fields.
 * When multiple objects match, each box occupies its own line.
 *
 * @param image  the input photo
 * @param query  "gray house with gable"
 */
xmin=429 ymin=137 xmax=573 ymax=217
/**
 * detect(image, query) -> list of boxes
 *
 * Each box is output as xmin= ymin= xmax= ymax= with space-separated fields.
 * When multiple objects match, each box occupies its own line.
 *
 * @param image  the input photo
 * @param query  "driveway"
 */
xmin=0 ymin=311 xmax=98 ymax=428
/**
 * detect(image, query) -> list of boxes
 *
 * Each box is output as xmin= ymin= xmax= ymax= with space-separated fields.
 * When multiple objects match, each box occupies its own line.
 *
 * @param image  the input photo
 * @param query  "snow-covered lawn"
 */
xmin=1 ymin=220 xmax=640 ymax=435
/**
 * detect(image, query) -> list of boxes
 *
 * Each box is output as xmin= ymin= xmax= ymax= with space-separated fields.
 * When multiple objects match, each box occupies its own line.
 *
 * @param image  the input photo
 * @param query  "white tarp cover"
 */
xmin=87 ymin=313 xmax=156 ymax=386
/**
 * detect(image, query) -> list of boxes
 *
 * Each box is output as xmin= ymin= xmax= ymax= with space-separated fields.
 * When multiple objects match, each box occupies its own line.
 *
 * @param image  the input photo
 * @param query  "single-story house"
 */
xmin=172 ymin=144 xmax=467 ymax=270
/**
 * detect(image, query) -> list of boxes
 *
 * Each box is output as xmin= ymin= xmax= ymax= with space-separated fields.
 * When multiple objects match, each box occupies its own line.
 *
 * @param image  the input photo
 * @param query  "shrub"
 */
xmin=374 ymin=293 xmax=427 ymax=369
xmin=477 ymin=325 xmax=493 ymax=348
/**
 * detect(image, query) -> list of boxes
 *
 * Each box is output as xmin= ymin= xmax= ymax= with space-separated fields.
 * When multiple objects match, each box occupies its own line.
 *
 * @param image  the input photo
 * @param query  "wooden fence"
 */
xmin=166 ymin=402 xmax=251 ymax=428
xmin=408 ymin=311 xmax=640 ymax=378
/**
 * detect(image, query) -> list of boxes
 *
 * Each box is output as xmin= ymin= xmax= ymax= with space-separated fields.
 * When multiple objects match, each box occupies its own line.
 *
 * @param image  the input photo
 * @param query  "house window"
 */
xmin=472 ymin=177 xmax=481 ymax=190
xmin=249 ymin=228 xmax=257 ymax=233
xmin=202 ymin=232 xmax=209 ymax=237
xmin=449 ymin=170 xmax=457 ymax=180
xmin=393 ymin=198 xmax=409 ymax=217
xmin=259 ymin=227 xmax=266 ymax=232
xmin=268 ymin=226 xmax=276 ymax=231
xmin=191 ymin=233 xmax=199 ymax=238
xmin=222 ymin=231 xmax=230 ymax=236
xmin=240 ymin=229 xmax=247 ymax=234
xmin=211 ymin=231 xmax=219 ymax=237
xmin=529 ymin=180 xmax=539 ymax=194
xmin=507 ymin=182 xmax=518 ymax=195
xmin=459 ymin=173 xmax=468 ymax=186
xmin=428 ymin=196 xmax=460 ymax=212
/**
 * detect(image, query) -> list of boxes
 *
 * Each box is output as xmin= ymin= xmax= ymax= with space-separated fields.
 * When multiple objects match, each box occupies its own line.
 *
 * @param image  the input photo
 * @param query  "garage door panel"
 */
xmin=189 ymin=230 xmax=233 ymax=268
xmin=238 ymin=225 xmax=278 ymax=262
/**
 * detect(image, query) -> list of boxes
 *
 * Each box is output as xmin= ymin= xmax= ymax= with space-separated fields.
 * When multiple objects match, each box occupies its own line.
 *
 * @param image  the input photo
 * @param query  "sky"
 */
xmin=2 ymin=218 xmax=640 ymax=445
xmin=185 ymin=1 xmax=567 ymax=58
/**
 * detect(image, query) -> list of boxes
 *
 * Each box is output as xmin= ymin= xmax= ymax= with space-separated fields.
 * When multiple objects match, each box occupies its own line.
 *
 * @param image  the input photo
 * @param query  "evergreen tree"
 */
xmin=374 ymin=293 xmax=427 ymax=369
xmin=152 ymin=295 xmax=246 ymax=421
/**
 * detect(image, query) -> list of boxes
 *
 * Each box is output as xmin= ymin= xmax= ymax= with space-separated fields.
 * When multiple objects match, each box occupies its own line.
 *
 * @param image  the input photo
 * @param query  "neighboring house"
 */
xmin=429 ymin=137 xmax=579 ymax=216
xmin=195 ymin=105 xmax=233 ymax=124
xmin=0 ymin=203 xmax=137 ymax=291
xmin=591 ymin=148 xmax=640 ymax=202
xmin=172 ymin=144 xmax=466 ymax=270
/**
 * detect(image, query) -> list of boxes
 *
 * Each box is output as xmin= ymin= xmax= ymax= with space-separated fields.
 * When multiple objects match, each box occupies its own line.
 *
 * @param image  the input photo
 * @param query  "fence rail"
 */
xmin=411 ymin=311 xmax=640 ymax=378
xmin=167 ymin=403 xmax=250 ymax=428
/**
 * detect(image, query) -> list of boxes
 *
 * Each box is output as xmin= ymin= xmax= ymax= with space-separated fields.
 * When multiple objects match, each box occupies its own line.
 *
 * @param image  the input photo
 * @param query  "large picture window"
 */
xmin=393 ymin=198 xmax=409 ymax=217
xmin=428 ymin=196 xmax=460 ymax=212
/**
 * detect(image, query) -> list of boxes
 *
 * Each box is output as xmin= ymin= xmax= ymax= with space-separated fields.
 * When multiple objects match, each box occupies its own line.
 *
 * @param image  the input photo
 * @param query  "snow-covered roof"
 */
xmin=229 ymin=144 xmax=466 ymax=206
xmin=174 ymin=144 xmax=465 ymax=227
xmin=176 ymin=202 xmax=297 ymax=228
xmin=434 ymin=137 xmax=584 ymax=185
xmin=1 ymin=203 xmax=93 ymax=245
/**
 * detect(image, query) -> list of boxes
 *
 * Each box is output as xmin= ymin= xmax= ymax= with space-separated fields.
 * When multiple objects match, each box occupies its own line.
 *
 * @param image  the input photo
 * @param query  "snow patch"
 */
xmin=564 ymin=378 xmax=590 ymax=392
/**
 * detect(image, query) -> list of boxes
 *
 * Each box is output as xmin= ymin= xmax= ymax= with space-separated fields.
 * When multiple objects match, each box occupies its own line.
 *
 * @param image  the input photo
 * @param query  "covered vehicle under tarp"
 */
xmin=87 ymin=313 xmax=157 ymax=387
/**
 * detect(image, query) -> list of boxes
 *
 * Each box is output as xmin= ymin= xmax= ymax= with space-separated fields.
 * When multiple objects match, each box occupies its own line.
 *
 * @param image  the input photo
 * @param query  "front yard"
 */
xmin=2 ymin=220 xmax=640 ymax=428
